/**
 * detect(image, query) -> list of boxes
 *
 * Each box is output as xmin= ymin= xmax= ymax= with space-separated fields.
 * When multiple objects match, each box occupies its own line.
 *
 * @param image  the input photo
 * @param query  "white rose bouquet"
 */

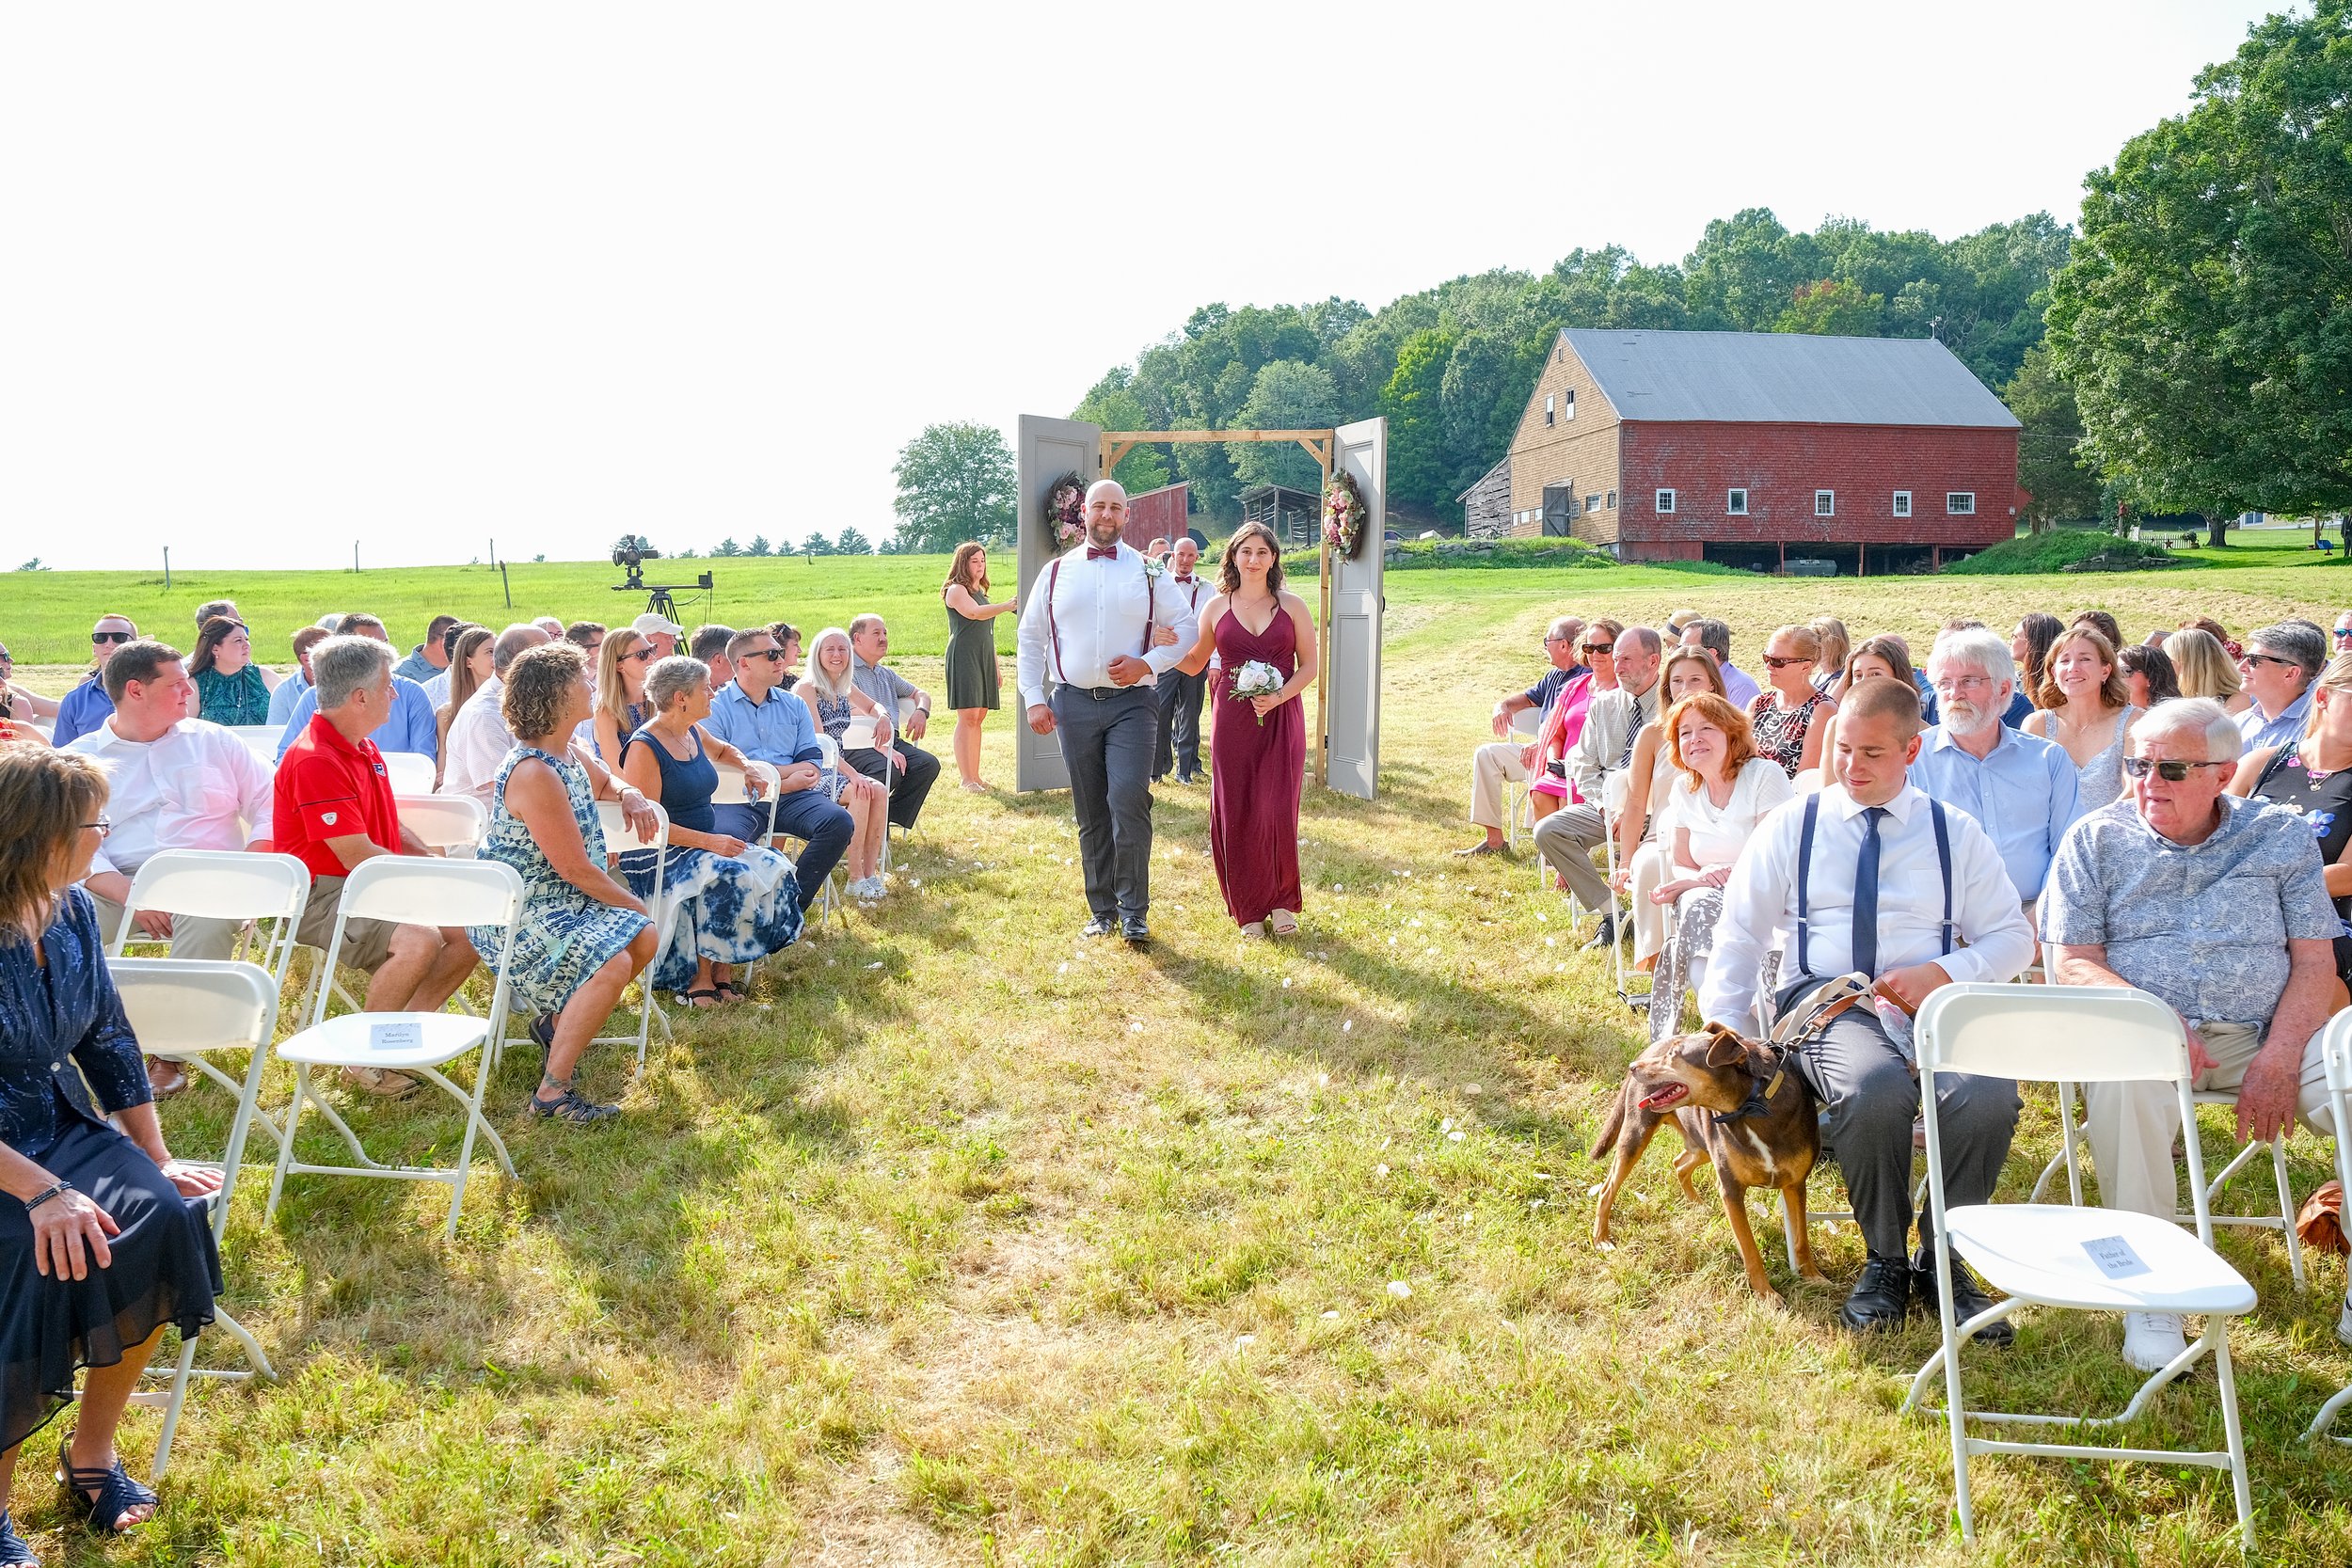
xmin=1230 ymin=659 xmax=1285 ymax=724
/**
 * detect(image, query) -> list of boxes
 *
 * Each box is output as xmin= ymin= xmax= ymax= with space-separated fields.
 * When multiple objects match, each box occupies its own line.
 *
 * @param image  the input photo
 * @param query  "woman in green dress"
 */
xmin=942 ymin=543 xmax=1019 ymax=791
xmin=188 ymin=617 xmax=278 ymax=727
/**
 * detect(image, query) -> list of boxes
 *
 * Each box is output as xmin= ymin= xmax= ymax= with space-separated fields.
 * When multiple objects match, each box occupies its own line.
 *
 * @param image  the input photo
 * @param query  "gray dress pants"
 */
xmin=1532 ymin=801 xmax=1612 ymax=915
xmin=1052 ymin=684 xmax=1158 ymax=921
xmin=1780 ymin=983 xmax=2021 ymax=1259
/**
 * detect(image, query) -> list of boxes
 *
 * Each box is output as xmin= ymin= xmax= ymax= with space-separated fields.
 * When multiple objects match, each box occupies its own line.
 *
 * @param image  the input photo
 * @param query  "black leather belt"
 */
xmin=1062 ymin=684 xmax=1145 ymax=701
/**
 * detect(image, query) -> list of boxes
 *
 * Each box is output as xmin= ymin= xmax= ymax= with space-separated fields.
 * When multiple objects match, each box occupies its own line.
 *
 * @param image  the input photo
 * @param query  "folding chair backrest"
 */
xmin=896 ymin=696 xmax=917 ymax=726
xmin=813 ymin=735 xmax=841 ymax=770
xmin=1509 ymin=706 xmax=1544 ymax=738
xmin=1916 ymin=983 xmax=2189 ymax=1085
xmin=396 ymin=793 xmax=486 ymax=853
xmin=107 ymin=958 xmax=278 ymax=1058
xmin=596 ymin=798 xmax=670 ymax=857
xmin=711 ymin=760 xmax=752 ymax=805
xmin=115 ymin=849 xmax=310 ymax=934
xmin=2322 ymin=1009 xmax=2352 ymax=1097
xmin=334 ymin=854 xmax=524 ymax=929
xmin=227 ymin=725 xmax=280 ymax=763
xmin=842 ymin=714 xmax=880 ymax=751
xmin=382 ymin=752 xmax=437 ymax=796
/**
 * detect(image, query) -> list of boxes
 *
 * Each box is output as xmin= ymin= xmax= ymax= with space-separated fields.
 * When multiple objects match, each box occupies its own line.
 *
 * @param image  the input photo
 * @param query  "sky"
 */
xmin=0 ymin=1 xmax=2290 ymax=571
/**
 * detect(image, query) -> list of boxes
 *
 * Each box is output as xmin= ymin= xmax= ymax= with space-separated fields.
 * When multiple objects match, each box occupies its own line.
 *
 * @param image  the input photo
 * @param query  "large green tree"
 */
xmin=2047 ymin=1 xmax=2352 ymax=545
xmin=2004 ymin=343 xmax=2102 ymax=529
xmin=1231 ymin=360 xmax=1343 ymax=492
xmin=891 ymin=421 xmax=1016 ymax=553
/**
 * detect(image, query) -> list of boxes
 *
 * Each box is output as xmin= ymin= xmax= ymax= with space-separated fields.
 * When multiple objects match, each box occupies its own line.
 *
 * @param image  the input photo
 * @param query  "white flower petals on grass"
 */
xmin=1447 ymin=1131 xmax=1465 ymax=1143
xmin=1342 ymin=1020 xmax=1354 ymax=1033
xmin=1586 ymin=1181 xmax=1608 ymax=1196
xmin=1129 ymin=1021 xmax=1144 ymax=1034
xmin=1321 ymin=1309 xmax=1340 ymax=1321
xmin=1596 ymin=1241 xmax=1615 ymax=1253
xmin=1057 ymin=962 xmax=1069 ymax=974
xmin=1375 ymin=1162 xmax=1390 ymax=1177
xmin=1280 ymin=977 xmax=1293 ymax=989
xmin=1315 ymin=1072 xmax=1330 ymax=1087
xmin=1387 ymin=1280 xmax=1412 ymax=1299
xmin=866 ymin=961 xmax=883 ymax=970
xmin=1233 ymin=1334 xmax=1255 ymax=1350
xmin=1463 ymin=1085 xmax=1482 ymax=1096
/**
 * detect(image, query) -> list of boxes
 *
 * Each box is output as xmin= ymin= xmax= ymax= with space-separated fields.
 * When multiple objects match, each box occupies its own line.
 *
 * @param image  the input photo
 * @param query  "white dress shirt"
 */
xmin=1699 ymin=781 xmax=2034 ymax=1030
xmin=65 ymin=717 xmax=275 ymax=877
xmin=440 ymin=677 xmax=514 ymax=805
xmin=1015 ymin=544 xmax=1201 ymax=708
xmin=421 ymin=669 xmax=453 ymax=708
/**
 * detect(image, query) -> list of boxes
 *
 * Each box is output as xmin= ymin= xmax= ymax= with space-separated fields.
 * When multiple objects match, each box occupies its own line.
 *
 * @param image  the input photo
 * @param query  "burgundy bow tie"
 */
xmin=1174 ymin=573 xmax=1195 ymax=582
xmin=1087 ymin=546 xmax=1119 ymax=561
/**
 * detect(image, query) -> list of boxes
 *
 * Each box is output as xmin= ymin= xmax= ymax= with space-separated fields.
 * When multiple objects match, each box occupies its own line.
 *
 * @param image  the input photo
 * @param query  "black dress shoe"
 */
xmin=1120 ymin=915 xmax=1151 ymax=946
xmin=1580 ymin=913 xmax=1618 ymax=952
xmin=1838 ymin=1255 xmax=1913 ymax=1333
xmin=1913 ymin=1246 xmax=2015 ymax=1348
xmin=1082 ymin=915 xmax=1115 ymax=939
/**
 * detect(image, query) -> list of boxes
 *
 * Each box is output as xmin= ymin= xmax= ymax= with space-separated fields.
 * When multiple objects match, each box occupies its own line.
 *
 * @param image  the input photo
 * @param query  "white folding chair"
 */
xmin=1903 ymin=983 xmax=2256 ymax=1551
xmin=803 ymin=737 xmax=854 ymax=931
xmin=1502 ymin=707 xmax=1544 ymax=851
xmin=227 ymin=724 xmax=280 ymax=767
xmin=841 ymin=713 xmax=897 ymax=874
xmin=264 ymin=857 xmax=525 ymax=1241
xmin=501 ymin=799 xmax=674 ymax=1069
xmin=1595 ymin=777 xmax=1647 ymax=1013
xmin=2304 ymin=1008 xmax=2352 ymax=1442
xmin=712 ymin=757 xmax=779 ymax=842
xmin=396 ymin=792 xmax=486 ymax=857
xmin=106 ymin=958 xmax=282 ymax=1481
xmin=382 ymin=751 xmax=437 ymax=795
xmin=2029 ymin=1081 xmax=2307 ymax=1291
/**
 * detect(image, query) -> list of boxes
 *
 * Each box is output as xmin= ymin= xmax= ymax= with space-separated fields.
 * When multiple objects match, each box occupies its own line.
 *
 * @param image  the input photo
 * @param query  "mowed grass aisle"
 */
xmin=19 ymin=545 xmax=2352 ymax=1564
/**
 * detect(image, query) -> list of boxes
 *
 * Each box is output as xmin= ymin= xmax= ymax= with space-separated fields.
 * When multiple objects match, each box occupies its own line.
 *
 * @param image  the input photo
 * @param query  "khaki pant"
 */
xmin=294 ymin=876 xmax=399 ymax=974
xmin=2083 ymin=1019 xmax=2336 ymax=1220
xmin=1533 ymin=802 xmax=1612 ymax=916
xmin=1469 ymin=741 xmax=1532 ymax=831
xmin=88 ymin=893 xmax=243 ymax=962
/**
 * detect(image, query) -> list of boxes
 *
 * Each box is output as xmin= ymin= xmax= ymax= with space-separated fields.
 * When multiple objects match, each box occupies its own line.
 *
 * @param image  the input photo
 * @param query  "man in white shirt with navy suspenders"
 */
xmin=1153 ymin=535 xmax=1212 ymax=785
xmin=1016 ymin=481 xmax=1200 ymax=945
xmin=1702 ymin=676 xmax=2036 ymax=1341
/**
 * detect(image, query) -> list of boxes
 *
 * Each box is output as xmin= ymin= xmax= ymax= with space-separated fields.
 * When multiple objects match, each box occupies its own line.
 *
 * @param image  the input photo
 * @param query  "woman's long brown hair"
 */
xmin=0 ymin=748 xmax=107 ymax=942
xmin=945 ymin=542 xmax=991 ymax=597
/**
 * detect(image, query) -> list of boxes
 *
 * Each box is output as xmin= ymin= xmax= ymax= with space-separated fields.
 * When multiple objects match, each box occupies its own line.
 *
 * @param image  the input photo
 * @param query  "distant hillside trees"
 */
xmin=891 ymin=420 xmax=1016 ymax=553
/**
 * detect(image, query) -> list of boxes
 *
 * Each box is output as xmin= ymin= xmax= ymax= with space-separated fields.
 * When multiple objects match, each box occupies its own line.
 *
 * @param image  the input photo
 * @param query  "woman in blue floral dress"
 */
xmin=469 ymin=643 xmax=660 ymax=1123
xmin=619 ymin=655 xmax=804 ymax=1006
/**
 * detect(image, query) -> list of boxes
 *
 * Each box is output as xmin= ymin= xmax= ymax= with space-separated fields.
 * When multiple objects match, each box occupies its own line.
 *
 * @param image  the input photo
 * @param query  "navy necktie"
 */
xmin=1852 ymin=806 xmax=1888 ymax=978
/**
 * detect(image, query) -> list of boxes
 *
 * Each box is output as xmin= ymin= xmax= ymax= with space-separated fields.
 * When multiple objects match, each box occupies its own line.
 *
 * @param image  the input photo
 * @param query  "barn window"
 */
xmin=1947 ymin=491 xmax=1976 ymax=515
xmin=1726 ymin=488 xmax=1748 ymax=515
xmin=1586 ymin=493 xmax=1602 ymax=514
xmin=1606 ymin=489 xmax=1617 ymax=509
xmin=1815 ymin=490 xmax=1836 ymax=517
xmin=1656 ymin=488 xmax=1677 ymax=515
xmin=1892 ymin=490 xmax=1913 ymax=517
xmin=1544 ymin=395 xmax=1555 ymax=427
xmin=1563 ymin=388 xmax=1574 ymax=420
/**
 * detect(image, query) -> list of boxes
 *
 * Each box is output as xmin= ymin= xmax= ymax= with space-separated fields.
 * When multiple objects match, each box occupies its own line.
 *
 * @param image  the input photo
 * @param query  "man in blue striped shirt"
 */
xmin=272 ymin=613 xmax=438 ymax=760
xmin=1910 ymin=627 xmax=2083 ymax=911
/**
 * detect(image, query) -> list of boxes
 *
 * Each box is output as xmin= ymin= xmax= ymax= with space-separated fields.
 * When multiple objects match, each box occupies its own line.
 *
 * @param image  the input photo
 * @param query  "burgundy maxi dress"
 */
xmin=1208 ymin=603 xmax=1306 ymax=927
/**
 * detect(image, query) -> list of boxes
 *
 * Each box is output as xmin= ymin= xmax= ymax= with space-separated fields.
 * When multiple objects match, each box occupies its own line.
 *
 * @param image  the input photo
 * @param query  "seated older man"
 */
xmin=1533 ymin=626 xmax=1662 ymax=946
xmin=1909 ymin=626 xmax=2082 ymax=912
xmin=1457 ymin=615 xmax=1586 ymax=856
xmin=1678 ymin=617 xmax=1760 ymax=708
xmin=274 ymin=613 xmax=439 ymax=760
xmin=2236 ymin=619 xmax=2327 ymax=751
xmin=843 ymin=613 xmax=941 ymax=832
xmin=1704 ymin=677 xmax=2037 ymax=1338
xmin=2044 ymin=696 xmax=2343 ymax=1372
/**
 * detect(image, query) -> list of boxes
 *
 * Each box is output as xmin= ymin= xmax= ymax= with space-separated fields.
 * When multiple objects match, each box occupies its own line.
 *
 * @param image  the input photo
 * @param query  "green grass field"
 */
xmin=11 ymin=531 xmax=2352 ymax=1564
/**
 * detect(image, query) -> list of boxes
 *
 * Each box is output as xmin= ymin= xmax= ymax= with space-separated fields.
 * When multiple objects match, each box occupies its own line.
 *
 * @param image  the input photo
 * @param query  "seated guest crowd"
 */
xmin=1470 ymin=602 xmax=2352 ymax=1367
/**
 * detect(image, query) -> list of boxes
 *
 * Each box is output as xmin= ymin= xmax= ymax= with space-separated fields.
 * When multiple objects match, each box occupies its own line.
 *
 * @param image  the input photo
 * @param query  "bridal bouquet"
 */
xmin=1231 ymin=659 xmax=1285 ymax=724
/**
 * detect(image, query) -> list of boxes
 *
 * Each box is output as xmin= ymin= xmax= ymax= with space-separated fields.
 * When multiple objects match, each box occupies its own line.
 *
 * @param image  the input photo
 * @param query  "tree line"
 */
xmin=888 ymin=2 xmax=2345 ymax=553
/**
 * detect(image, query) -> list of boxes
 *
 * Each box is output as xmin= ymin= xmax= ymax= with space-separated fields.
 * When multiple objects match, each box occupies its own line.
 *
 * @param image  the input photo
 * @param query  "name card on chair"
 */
xmin=2082 ymin=1234 xmax=2151 ymax=1279
xmin=368 ymin=1021 xmax=422 ymax=1053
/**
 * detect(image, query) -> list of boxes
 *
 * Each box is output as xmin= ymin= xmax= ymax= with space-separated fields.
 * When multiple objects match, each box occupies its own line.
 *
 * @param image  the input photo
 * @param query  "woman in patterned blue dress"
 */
xmin=469 ymin=644 xmax=660 ymax=1123
xmin=619 ymin=656 xmax=804 ymax=1006
xmin=0 ymin=749 xmax=223 ymax=1548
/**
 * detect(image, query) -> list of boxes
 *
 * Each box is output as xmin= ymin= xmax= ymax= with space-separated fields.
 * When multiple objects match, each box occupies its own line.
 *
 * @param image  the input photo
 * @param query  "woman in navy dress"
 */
xmin=1172 ymin=520 xmax=1319 ymax=937
xmin=0 ymin=749 xmax=223 ymax=1553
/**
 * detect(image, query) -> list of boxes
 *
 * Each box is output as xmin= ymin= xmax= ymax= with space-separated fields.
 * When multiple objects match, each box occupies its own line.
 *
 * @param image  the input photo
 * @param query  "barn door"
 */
xmin=1324 ymin=417 xmax=1386 ymax=800
xmin=1014 ymin=415 xmax=1100 ymax=793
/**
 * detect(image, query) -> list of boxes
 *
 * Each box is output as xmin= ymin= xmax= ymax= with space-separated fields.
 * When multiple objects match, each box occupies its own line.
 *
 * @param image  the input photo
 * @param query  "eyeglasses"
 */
xmin=2239 ymin=652 xmax=2298 ymax=670
xmin=1582 ymin=641 xmax=1614 ymax=655
xmin=1931 ymin=673 xmax=1994 ymax=693
xmin=1761 ymin=655 xmax=1813 ymax=670
xmin=82 ymin=816 xmax=112 ymax=836
xmin=91 ymin=630 xmax=134 ymax=644
xmin=2122 ymin=756 xmax=2233 ymax=781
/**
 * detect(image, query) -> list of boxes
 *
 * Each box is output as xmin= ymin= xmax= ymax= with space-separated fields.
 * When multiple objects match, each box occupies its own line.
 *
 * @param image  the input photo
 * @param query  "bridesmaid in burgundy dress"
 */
xmin=1173 ymin=520 xmax=1320 ymax=937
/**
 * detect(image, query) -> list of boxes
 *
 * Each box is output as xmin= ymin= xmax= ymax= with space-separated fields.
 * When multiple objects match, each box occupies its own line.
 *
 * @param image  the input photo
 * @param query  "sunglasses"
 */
xmin=623 ymin=647 xmax=656 ymax=663
xmin=92 ymin=630 xmax=134 ymax=644
xmin=2333 ymin=628 xmax=2352 ymax=641
xmin=2239 ymin=652 xmax=2299 ymax=670
xmin=744 ymin=648 xmax=788 ymax=661
xmin=1761 ymin=655 xmax=1812 ymax=670
xmin=1582 ymin=641 xmax=1615 ymax=655
xmin=2122 ymin=756 xmax=2232 ymax=781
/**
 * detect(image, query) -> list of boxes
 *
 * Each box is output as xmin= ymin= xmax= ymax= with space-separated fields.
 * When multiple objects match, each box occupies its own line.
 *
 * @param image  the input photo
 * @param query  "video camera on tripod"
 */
xmin=611 ymin=534 xmax=713 ymax=624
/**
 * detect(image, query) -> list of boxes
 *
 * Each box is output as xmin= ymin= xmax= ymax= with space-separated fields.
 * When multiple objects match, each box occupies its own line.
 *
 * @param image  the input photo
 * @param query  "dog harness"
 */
xmin=1792 ymin=793 xmax=1955 ymax=981
xmin=1715 ymin=1043 xmax=1793 ymax=1126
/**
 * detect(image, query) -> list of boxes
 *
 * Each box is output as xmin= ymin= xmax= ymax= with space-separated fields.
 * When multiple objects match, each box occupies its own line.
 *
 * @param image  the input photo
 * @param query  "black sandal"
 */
xmin=528 ymin=1011 xmax=558 ymax=1056
xmin=58 ymin=1432 xmax=156 ymax=1534
xmin=713 ymin=979 xmax=747 ymax=1004
xmin=0 ymin=1510 xmax=38 ymax=1564
xmin=530 ymin=1076 xmax=619 ymax=1124
xmin=678 ymin=987 xmax=723 ymax=1009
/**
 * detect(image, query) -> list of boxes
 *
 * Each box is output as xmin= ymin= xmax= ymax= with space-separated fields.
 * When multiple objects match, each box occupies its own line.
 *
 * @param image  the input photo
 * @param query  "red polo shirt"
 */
xmin=275 ymin=712 xmax=402 ymax=880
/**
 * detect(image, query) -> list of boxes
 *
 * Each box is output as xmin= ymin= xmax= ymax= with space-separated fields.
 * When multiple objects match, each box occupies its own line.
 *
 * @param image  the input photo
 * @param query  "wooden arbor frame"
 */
xmin=1097 ymin=429 xmax=1337 ymax=787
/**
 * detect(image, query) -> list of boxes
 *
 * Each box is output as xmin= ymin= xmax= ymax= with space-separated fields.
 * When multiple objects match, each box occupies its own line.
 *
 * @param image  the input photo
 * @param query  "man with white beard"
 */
xmin=1908 ymin=626 xmax=2084 ymax=916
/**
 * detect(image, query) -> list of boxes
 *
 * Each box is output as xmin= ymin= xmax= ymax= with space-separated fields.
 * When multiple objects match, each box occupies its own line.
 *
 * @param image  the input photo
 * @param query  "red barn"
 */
xmin=1121 ymin=482 xmax=1191 ymax=551
xmin=1492 ymin=328 xmax=2025 ymax=573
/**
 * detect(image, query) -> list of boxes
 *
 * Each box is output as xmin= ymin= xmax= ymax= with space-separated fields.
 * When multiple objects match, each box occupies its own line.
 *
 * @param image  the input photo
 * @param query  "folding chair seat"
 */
xmin=1902 ymin=983 xmax=2256 ymax=1550
xmin=264 ymin=857 xmax=526 ymax=1240
xmin=107 ymin=849 xmax=312 ymax=1156
xmin=105 ymin=958 xmax=283 ymax=1480
xmin=395 ymin=792 xmax=486 ymax=857
xmin=842 ymin=714 xmax=898 ymax=874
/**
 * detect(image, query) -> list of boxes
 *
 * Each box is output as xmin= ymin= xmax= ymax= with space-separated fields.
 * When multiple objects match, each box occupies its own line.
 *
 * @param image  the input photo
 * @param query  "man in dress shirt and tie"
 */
xmin=1908 ymin=626 xmax=2082 ymax=914
xmin=1702 ymin=676 xmax=2038 ymax=1339
xmin=1016 ymin=480 xmax=1201 ymax=945
xmin=1152 ymin=535 xmax=1212 ymax=786
xmin=1531 ymin=626 xmax=1662 ymax=947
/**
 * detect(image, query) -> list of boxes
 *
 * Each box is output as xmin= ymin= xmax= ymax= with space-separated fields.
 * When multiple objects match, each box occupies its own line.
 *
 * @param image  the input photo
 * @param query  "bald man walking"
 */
xmin=1016 ymin=481 xmax=1200 ymax=944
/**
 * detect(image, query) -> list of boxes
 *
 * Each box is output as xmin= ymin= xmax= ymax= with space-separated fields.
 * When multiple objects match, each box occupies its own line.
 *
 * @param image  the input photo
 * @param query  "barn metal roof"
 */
xmin=1561 ymin=328 xmax=2021 ymax=429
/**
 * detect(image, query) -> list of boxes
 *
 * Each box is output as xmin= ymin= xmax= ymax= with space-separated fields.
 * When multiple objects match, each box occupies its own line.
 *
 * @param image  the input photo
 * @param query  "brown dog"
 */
xmin=1589 ymin=1022 xmax=1826 ymax=1301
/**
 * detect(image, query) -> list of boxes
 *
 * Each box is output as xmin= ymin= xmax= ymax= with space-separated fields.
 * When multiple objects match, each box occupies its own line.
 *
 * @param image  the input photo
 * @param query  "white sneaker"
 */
xmin=2122 ymin=1311 xmax=2187 ymax=1372
xmin=859 ymin=877 xmax=887 ymax=900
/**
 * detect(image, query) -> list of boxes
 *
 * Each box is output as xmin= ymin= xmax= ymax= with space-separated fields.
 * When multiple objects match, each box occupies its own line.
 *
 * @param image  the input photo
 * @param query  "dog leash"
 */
xmin=1713 ymin=973 xmax=1876 ymax=1125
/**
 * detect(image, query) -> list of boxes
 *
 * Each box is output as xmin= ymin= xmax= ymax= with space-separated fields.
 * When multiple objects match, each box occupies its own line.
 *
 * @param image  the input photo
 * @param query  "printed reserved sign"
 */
xmin=368 ymin=1020 xmax=423 ymax=1053
xmin=2083 ymin=1235 xmax=2152 ymax=1279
